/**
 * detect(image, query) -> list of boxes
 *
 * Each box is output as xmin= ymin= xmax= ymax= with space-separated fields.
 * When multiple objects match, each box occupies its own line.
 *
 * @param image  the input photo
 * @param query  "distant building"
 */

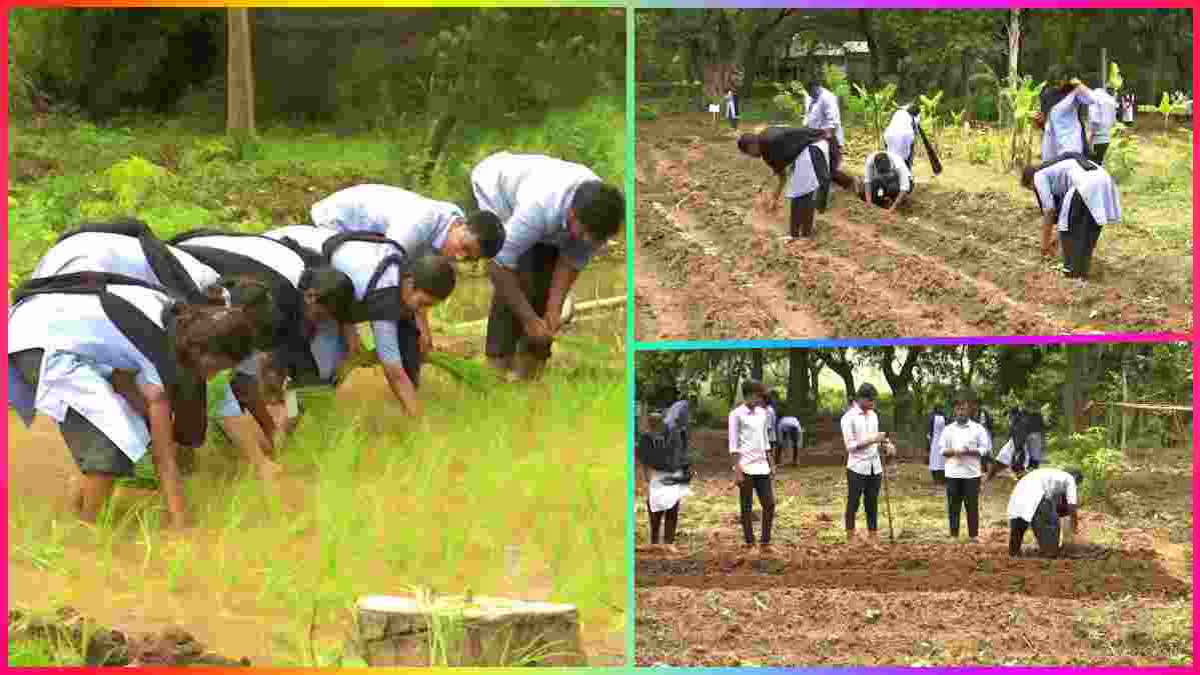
xmin=776 ymin=38 xmax=871 ymax=85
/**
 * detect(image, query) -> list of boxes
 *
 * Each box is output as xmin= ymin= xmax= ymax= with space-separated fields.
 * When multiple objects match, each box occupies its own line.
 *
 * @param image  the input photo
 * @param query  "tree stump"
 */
xmin=353 ymin=594 xmax=586 ymax=667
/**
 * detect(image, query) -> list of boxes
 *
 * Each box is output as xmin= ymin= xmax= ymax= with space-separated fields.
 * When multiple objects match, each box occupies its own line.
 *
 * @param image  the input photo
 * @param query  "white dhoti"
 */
xmin=785 ymin=140 xmax=829 ymax=199
xmin=647 ymin=469 xmax=690 ymax=513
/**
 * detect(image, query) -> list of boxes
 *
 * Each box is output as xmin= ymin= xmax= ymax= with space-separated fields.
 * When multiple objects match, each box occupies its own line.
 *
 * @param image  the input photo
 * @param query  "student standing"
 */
xmin=1087 ymin=86 xmax=1119 ymax=165
xmin=804 ymin=77 xmax=853 ymax=189
xmin=1007 ymin=467 xmax=1084 ymax=558
xmin=927 ymin=405 xmax=947 ymax=483
xmin=664 ymin=393 xmax=691 ymax=472
xmin=1021 ymin=155 xmax=1122 ymax=279
xmin=840 ymin=383 xmax=894 ymax=542
xmin=736 ymin=126 xmax=834 ymax=238
xmin=723 ymin=89 xmax=739 ymax=130
xmin=939 ymin=392 xmax=992 ymax=542
xmin=1038 ymin=78 xmax=1096 ymax=162
xmin=470 ymin=152 xmax=624 ymax=380
xmin=1022 ymin=402 xmax=1046 ymax=470
xmin=777 ymin=415 xmax=803 ymax=465
xmin=637 ymin=412 xmax=689 ymax=553
xmin=729 ymin=380 xmax=775 ymax=551
xmin=764 ymin=390 xmax=780 ymax=465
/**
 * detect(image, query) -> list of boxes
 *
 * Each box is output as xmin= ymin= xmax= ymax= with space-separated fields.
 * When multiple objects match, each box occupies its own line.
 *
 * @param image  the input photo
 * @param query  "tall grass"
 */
xmin=8 ymin=364 xmax=625 ymax=665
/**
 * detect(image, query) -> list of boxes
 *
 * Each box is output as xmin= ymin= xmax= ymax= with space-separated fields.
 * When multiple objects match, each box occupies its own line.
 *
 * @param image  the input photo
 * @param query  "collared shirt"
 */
xmin=32 ymin=231 xmax=220 ymax=292
xmin=1008 ymin=468 xmax=1078 ymax=521
xmin=264 ymin=226 xmax=405 ymax=367
xmin=1032 ymin=158 xmax=1080 ymax=213
xmin=938 ymin=419 xmax=992 ymax=479
xmin=310 ymin=184 xmax=462 ymax=260
xmin=1088 ymin=89 xmax=1119 ymax=144
xmin=841 ymin=403 xmax=882 ymax=476
xmin=804 ymin=87 xmax=846 ymax=146
xmin=664 ymin=399 xmax=689 ymax=431
xmin=1046 ymin=87 xmax=1095 ymax=158
xmin=470 ymin=152 xmax=604 ymax=271
xmin=729 ymin=404 xmax=771 ymax=475
xmin=928 ymin=414 xmax=947 ymax=471
xmin=778 ymin=416 xmax=801 ymax=431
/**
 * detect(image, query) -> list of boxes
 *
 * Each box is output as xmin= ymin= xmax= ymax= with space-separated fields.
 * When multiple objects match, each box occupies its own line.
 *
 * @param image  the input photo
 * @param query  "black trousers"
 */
xmin=1009 ymin=497 xmax=1059 ymax=557
xmin=728 ymin=116 xmax=739 ymax=129
xmin=739 ymin=474 xmax=775 ymax=544
xmin=930 ymin=468 xmax=946 ymax=483
xmin=647 ymin=498 xmax=679 ymax=545
xmin=1089 ymin=143 xmax=1109 ymax=165
xmin=1061 ymin=193 xmax=1103 ymax=279
xmin=790 ymin=193 xmax=816 ymax=238
xmin=945 ymin=476 xmax=981 ymax=537
xmin=485 ymin=243 xmax=558 ymax=361
xmin=846 ymin=469 xmax=882 ymax=531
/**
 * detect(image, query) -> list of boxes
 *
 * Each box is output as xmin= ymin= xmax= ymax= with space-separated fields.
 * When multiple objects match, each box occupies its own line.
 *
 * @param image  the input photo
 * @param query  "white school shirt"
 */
xmin=664 ymin=399 xmax=689 ymax=431
xmin=32 ymin=232 xmax=221 ymax=292
xmin=1087 ymin=89 xmax=1118 ymax=144
xmin=310 ymin=184 xmax=459 ymax=260
xmin=1035 ymin=161 xmax=1122 ymax=232
xmin=724 ymin=93 xmax=738 ymax=119
xmin=938 ymin=419 xmax=991 ymax=479
xmin=1044 ymin=88 xmax=1095 ymax=160
xmin=728 ymin=404 xmax=771 ymax=475
xmin=778 ymin=416 xmax=801 ymax=431
xmin=840 ymin=403 xmax=883 ymax=476
xmin=264 ymin=225 xmax=407 ymax=367
xmin=928 ymin=414 xmax=947 ymax=471
xmin=804 ymin=87 xmax=845 ymax=146
xmin=864 ymin=151 xmax=913 ymax=195
xmin=883 ymin=109 xmax=917 ymax=159
xmin=1007 ymin=468 xmax=1078 ymax=521
xmin=8 ymin=285 xmax=172 ymax=463
xmin=470 ymin=152 xmax=604 ymax=271
xmin=765 ymin=405 xmax=778 ymax=442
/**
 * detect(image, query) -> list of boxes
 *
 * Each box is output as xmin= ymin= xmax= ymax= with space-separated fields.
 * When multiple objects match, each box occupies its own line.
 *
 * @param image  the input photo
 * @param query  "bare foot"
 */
xmin=662 ymin=544 xmax=680 ymax=556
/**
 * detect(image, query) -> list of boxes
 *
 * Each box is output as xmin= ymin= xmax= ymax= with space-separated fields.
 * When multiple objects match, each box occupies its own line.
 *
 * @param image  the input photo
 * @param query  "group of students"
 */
xmin=9 ymin=151 xmax=624 ymax=529
xmin=638 ymin=382 xmax=1082 ymax=559
xmin=734 ymin=77 xmax=917 ymax=239
xmin=729 ymin=71 xmax=1124 ymax=282
xmin=1019 ymin=74 xmax=1124 ymax=280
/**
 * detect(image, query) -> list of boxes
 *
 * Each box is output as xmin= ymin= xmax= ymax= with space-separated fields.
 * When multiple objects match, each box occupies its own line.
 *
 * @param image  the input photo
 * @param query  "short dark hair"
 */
xmin=953 ymin=389 xmax=976 ymax=406
xmin=302 ymin=265 xmax=356 ymax=323
xmin=856 ymin=383 xmax=878 ymax=401
xmin=873 ymin=153 xmax=894 ymax=175
xmin=737 ymin=133 xmax=761 ymax=154
xmin=410 ymin=253 xmax=457 ymax=300
xmin=1066 ymin=467 xmax=1085 ymax=485
xmin=571 ymin=181 xmax=624 ymax=241
xmin=465 ymin=210 xmax=505 ymax=259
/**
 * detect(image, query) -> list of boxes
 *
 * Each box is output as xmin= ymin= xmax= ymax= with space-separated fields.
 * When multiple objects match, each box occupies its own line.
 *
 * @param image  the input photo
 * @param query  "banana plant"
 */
xmin=1156 ymin=92 xmax=1178 ymax=130
xmin=999 ymin=75 xmax=1045 ymax=170
xmin=1107 ymin=61 xmax=1123 ymax=92
xmin=851 ymin=82 xmax=897 ymax=151
xmin=917 ymin=89 xmax=944 ymax=142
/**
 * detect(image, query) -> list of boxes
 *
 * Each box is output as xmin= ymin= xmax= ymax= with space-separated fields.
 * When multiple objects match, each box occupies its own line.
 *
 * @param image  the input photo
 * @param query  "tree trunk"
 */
xmin=787 ymin=349 xmax=810 ymax=417
xmin=857 ymin=10 xmax=878 ymax=88
xmin=420 ymin=113 xmax=458 ymax=188
xmin=1062 ymin=344 xmax=1107 ymax=434
xmin=751 ymin=350 xmax=764 ymax=382
xmin=817 ymin=350 xmax=856 ymax=407
xmin=1151 ymin=24 xmax=1166 ymax=107
xmin=879 ymin=346 xmax=921 ymax=436
xmin=225 ymin=9 xmax=256 ymax=136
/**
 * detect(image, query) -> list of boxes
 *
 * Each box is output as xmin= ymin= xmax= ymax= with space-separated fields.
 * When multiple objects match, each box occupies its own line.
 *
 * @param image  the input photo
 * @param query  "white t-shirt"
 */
xmin=729 ymin=404 xmax=771 ymax=475
xmin=841 ymin=403 xmax=882 ymax=476
xmin=1007 ymin=468 xmax=1078 ymax=521
xmin=938 ymin=419 xmax=992 ymax=479
xmin=864 ymin=151 xmax=913 ymax=196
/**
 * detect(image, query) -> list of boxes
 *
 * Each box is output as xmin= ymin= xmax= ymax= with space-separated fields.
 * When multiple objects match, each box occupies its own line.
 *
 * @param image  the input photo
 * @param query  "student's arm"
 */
xmin=488 ymin=213 xmax=552 ymax=341
xmin=341 ymin=322 xmax=363 ymax=356
xmin=1032 ymin=171 xmax=1059 ymax=256
xmin=545 ymin=255 xmax=581 ymax=334
xmin=940 ymin=431 xmax=957 ymax=458
xmin=373 ymin=321 xmax=420 ymax=417
xmin=416 ymin=307 xmax=434 ymax=354
xmin=729 ymin=411 xmax=744 ymax=480
xmin=140 ymin=382 xmax=189 ymax=528
xmin=109 ymin=369 xmax=150 ymax=418
xmin=1040 ymin=210 xmax=1058 ymax=257
xmin=889 ymin=191 xmax=907 ymax=212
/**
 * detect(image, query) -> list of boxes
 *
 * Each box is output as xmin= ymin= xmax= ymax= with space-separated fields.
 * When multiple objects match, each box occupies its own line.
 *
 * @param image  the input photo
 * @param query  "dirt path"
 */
xmin=634 ymin=114 xmax=1193 ymax=340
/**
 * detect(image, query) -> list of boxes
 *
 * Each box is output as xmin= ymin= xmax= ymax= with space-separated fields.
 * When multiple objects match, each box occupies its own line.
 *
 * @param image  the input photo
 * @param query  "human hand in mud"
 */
xmin=1041 ymin=238 xmax=1059 ymax=259
xmin=524 ymin=316 xmax=554 ymax=343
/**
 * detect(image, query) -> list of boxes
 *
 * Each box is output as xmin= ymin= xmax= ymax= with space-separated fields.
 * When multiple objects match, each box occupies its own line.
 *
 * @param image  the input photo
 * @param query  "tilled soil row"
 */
xmin=635 ymin=541 xmax=1189 ymax=600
